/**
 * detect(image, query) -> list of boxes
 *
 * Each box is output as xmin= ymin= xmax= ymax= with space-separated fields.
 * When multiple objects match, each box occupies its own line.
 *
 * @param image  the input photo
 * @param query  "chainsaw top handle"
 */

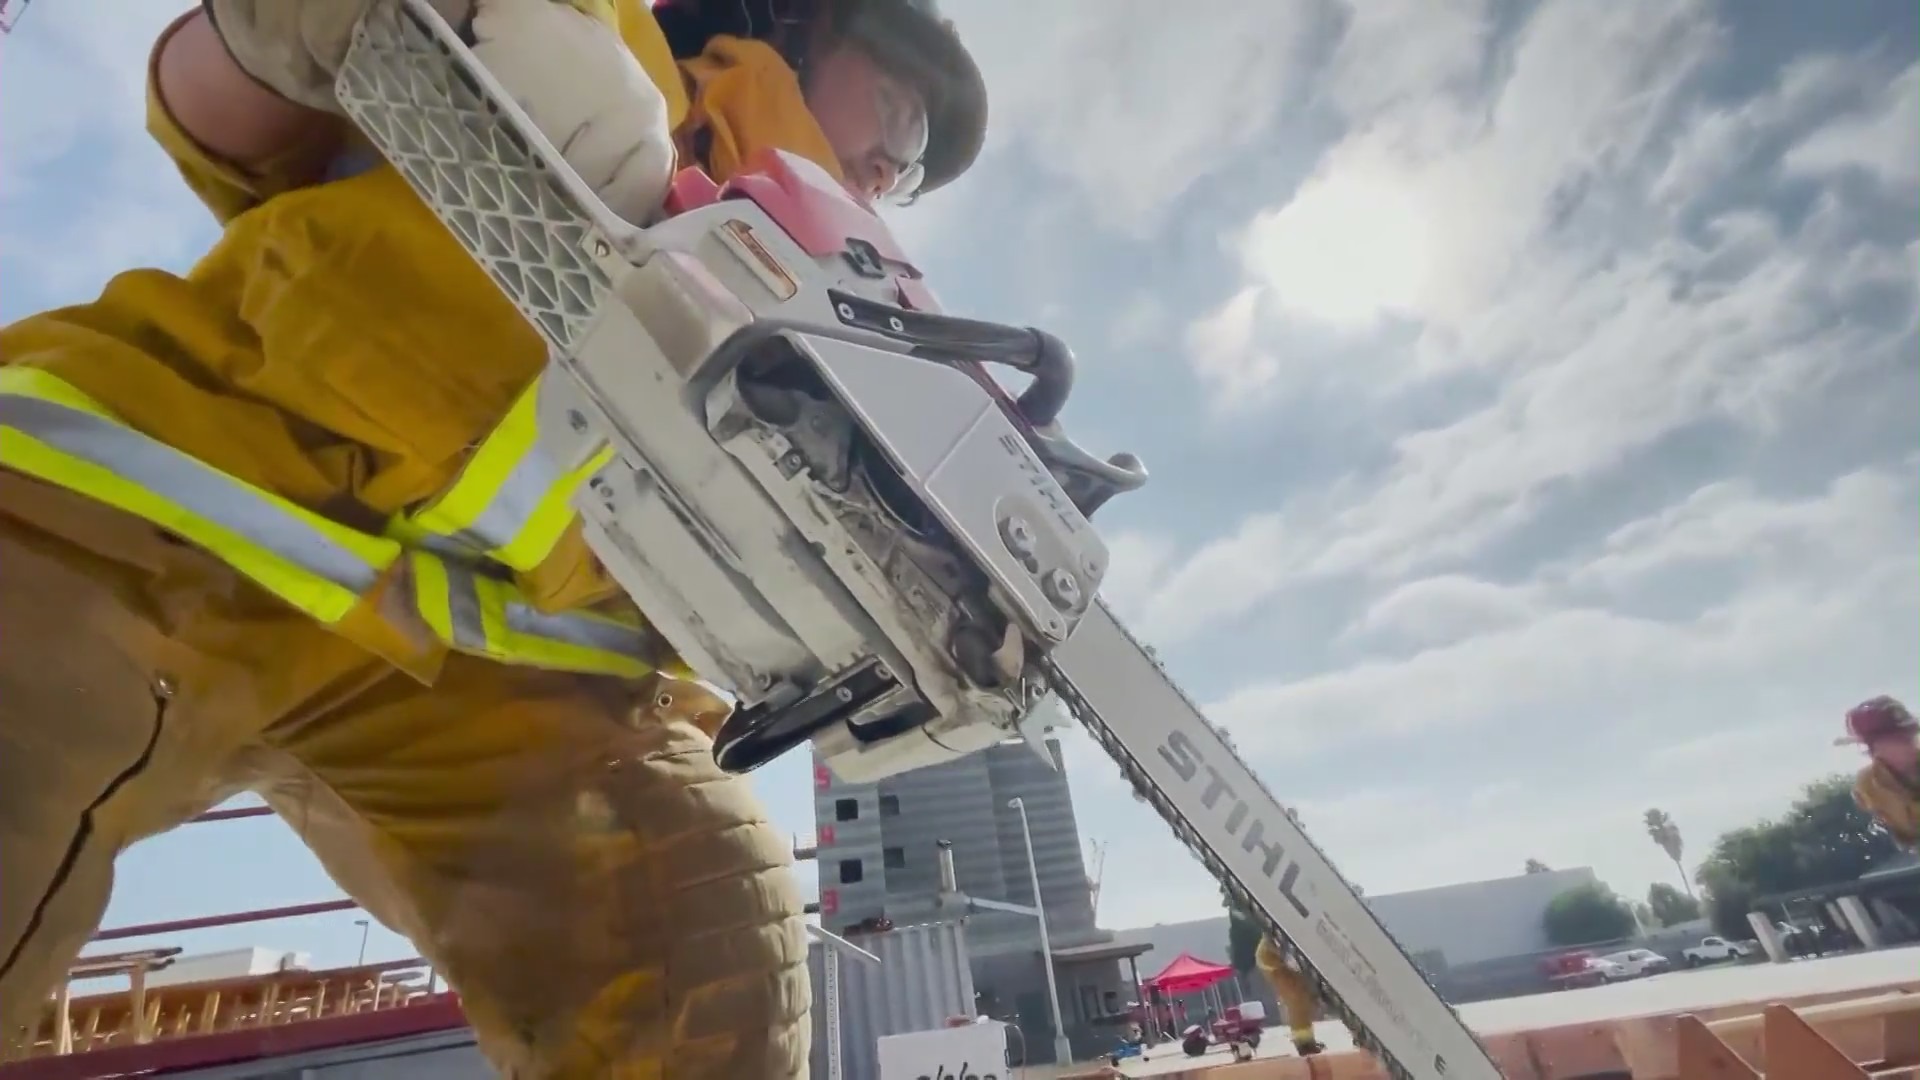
xmin=825 ymin=289 xmax=1074 ymax=428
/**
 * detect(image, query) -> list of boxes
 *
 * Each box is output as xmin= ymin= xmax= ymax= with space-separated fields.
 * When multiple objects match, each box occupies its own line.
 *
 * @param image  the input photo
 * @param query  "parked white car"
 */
xmin=1599 ymin=948 xmax=1673 ymax=979
xmin=1587 ymin=955 xmax=1629 ymax=982
xmin=1681 ymin=936 xmax=1755 ymax=966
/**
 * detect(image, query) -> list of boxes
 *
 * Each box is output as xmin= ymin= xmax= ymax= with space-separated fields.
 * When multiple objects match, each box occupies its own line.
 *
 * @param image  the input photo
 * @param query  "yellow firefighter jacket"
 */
xmin=1855 ymin=760 xmax=1920 ymax=850
xmin=0 ymin=3 xmax=847 ymax=684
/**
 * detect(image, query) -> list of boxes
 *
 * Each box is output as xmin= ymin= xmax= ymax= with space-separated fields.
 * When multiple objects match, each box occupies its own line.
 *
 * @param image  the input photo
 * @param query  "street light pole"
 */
xmin=353 ymin=918 xmax=370 ymax=966
xmin=1009 ymin=797 xmax=1074 ymax=1065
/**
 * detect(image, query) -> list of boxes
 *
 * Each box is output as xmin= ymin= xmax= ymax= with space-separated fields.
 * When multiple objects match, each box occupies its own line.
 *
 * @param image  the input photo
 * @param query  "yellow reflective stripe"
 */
xmin=492 ymin=441 xmax=613 ymax=570
xmin=408 ymin=552 xmax=651 ymax=678
xmin=397 ymin=377 xmax=609 ymax=572
xmin=0 ymin=368 xmax=399 ymax=625
xmin=409 ymin=550 xmax=459 ymax=645
xmin=397 ymin=385 xmax=540 ymax=554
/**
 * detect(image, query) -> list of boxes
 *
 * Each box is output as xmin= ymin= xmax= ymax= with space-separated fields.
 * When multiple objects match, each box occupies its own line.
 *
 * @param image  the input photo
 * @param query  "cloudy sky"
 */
xmin=2 ymin=0 xmax=1914 ymax=969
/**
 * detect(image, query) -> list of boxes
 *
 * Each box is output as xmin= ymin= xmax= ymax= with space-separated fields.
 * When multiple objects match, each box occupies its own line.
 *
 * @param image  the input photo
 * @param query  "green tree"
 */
xmin=1644 ymin=808 xmax=1695 ymax=900
xmin=1790 ymin=776 xmax=1899 ymax=884
xmin=1543 ymin=882 xmax=1637 ymax=946
xmin=1524 ymin=858 xmax=1552 ymax=874
xmin=1694 ymin=775 xmax=1900 ymax=938
xmin=1697 ymin=824 xmax=1794 ymax=938
xmin=1646 ymin=882 xmax=1702 ymax=926
xmin=1221 ymin=885 xmax=1263 ymax=974
xmin=1631 ymin=901 xmax=1656 ymax=933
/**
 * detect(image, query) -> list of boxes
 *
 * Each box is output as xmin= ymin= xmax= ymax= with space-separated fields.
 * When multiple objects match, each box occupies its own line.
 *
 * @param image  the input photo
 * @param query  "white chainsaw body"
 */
xmin=544 ymin=170 xmax=1121 ymax=780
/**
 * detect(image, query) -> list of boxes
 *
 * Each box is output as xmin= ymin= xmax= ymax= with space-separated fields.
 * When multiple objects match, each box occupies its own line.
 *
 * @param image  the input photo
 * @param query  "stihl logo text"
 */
xmin=1157 ymin=730 xmax=1310 ymax=918
xmin=996 ymin=433 xmax=1082 ymax=533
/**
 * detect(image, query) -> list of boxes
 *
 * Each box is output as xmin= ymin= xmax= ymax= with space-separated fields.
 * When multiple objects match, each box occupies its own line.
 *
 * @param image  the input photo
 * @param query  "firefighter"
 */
xmin=1255 ymin=934 xmax=1330 ymax=1056
xmin=1841 ymin=696 xmax=1920 ymax=850
xmin=0 ymin=1 xmax=984 ymax=1076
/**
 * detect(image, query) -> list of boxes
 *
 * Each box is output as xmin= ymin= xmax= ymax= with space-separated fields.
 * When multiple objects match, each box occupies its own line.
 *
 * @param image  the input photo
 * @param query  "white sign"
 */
xmin=875 ymin=1021 xmax=1010 ymax=1080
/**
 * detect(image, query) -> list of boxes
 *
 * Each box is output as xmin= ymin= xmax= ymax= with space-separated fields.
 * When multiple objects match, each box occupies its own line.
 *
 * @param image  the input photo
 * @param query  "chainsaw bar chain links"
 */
xmin=1043 ymin=603 xmax=1502 ymax=1080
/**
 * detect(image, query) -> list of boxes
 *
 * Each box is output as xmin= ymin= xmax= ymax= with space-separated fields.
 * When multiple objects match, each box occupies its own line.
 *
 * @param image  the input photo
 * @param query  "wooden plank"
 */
xmin=1290 ymin=977 xmax=1920 ymax=1078
xmin=1885 ymin=1003 xmax=1920 ymax=1068
xmin=1674 ymin=1014 xmax=1758 ymax=1079
xmin=1707 ymin=993 xmax=1917 ymax=1069
xmin=1762 ymin=1004 xmax=1867 ymax=1079
xmin=1708 ymin=993 xmax=1915 ymax=1035
xmin=1615 ymin=1012 xmax=1682 ymax=1080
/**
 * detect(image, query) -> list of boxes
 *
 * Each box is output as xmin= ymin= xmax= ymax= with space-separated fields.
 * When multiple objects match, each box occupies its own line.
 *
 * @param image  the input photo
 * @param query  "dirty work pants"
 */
xmin=0 ymin=472 xmax=810 ymax=1078
xmin=1254 ymin=935 xmax=1320 ymax=1044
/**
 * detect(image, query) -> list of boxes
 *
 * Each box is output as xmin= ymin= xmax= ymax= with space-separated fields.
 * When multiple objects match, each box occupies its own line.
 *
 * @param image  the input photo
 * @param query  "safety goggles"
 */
xmin=869 ymin=70 xmax=930 ymax=201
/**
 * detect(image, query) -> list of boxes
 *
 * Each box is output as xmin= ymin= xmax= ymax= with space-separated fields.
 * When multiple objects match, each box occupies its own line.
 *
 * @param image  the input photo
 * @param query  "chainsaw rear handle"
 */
xmin=826 ymin=289 xmax=1073 ymax=427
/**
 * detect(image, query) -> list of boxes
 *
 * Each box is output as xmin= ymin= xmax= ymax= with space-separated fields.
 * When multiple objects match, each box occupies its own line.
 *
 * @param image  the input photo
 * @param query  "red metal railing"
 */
xmin=91 ymin=900 xmax=360 ymax=943
xmin=0 ymin=804 xmax=468 ymax=1072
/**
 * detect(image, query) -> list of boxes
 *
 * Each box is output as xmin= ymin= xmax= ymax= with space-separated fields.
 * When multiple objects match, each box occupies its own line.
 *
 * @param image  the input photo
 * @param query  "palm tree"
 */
xmin=1644 ymin=808 xmax=1696 ymax=900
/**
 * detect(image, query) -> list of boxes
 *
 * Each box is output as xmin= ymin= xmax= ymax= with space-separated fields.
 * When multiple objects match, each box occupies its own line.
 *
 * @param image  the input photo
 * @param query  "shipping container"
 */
xmin=809 ymin=919 xmax=978 ymax=1080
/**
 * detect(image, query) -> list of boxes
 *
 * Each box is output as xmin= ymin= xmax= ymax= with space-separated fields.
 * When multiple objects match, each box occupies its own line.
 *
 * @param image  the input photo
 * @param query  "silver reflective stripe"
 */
xmin=416 ymin=528 xmax=486 ymax=563
xmin=1 ymin=396 xmax=381 ymax=592
xmin=441 ymin=378 xmax=583 ymax=553
xmin=444 ymin=566 xmax=488 ymax=650
xmin=440 ymin=563 xmax=646 ymax=660
xmin=449 ymin=437 xmax=558 ymax=554
xmin=505 ymin=603 xmax=649 ymax=658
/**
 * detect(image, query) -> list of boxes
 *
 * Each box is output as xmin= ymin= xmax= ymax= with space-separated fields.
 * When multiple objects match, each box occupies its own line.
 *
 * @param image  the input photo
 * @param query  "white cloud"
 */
xmin=1238 ymin=157 xmax=1443 ymax=332
xmin=0 ymin=1 xmax=209 ymax=298
xmin=1096 ymin=529 xmax=1179 ymax=626
xmin=1214 ymin=0 xmax=1718 ymax=342
xmin=1158 ymin=0 xmax=1920 ymax=633
xmin=1133 ymin=512 xmax=1292 ymax=645
xmin=1205 ymin=463 xmax=1920 ymax=761
xmin=1183 ymin=288 xmax=1282 ymax=410
xmin=944 ymin=0 xmax=1325 ymax=234
xmin=1295 ymin=720 xmax=1867 ymax=898
xmin=1784 ymin=63 xmax=1920 ymax=192
xmin=1069 ymin=469 xmax=1905 ymax=916
xmin=1343 ymin=574 xmax=1540 ymax=649
xmin=1650 ymin=54 xmax=1873 ymax=208
xmin=1564 ymin=464 xmax=1920 ymax=595
xmin=1316 ymin=0 xmax=1494 ymax=122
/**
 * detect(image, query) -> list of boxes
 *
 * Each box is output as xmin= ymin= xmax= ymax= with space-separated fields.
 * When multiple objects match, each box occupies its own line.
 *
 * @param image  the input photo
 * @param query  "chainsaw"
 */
xmin=335 ymin=3 xmax=1502 ymax=1076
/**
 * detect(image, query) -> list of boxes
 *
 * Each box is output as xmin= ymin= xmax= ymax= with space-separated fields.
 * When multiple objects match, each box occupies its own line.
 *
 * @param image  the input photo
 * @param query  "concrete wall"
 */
xmin=1109 ymin=868 xmax=1639 ymax=1007
xmin=1364 ymin=867 xmax=1600 ymax=968
xmin=1112 ymin=869 xmax=1603 ymax=979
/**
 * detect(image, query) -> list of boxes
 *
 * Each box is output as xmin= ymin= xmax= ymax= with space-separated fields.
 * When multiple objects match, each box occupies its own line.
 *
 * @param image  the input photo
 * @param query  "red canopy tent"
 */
xmin=1143 ymin=952 xmax=1234 ymax=996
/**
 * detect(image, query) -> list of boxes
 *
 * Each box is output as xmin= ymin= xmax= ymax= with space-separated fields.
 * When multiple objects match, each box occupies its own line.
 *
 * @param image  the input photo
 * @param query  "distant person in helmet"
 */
xmin=0 ymin=1 xmax=982 ymax=1077
xmin=1255 ymin=934 xmax=1329 ymax=1055
xmin=1841 ymin=696 xmax=1920 ymax=850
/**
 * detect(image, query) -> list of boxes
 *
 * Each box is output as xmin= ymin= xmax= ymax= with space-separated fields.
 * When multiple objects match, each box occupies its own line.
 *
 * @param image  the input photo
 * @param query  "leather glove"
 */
xmin=204 ymin=0 xmax=673 ymax=222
